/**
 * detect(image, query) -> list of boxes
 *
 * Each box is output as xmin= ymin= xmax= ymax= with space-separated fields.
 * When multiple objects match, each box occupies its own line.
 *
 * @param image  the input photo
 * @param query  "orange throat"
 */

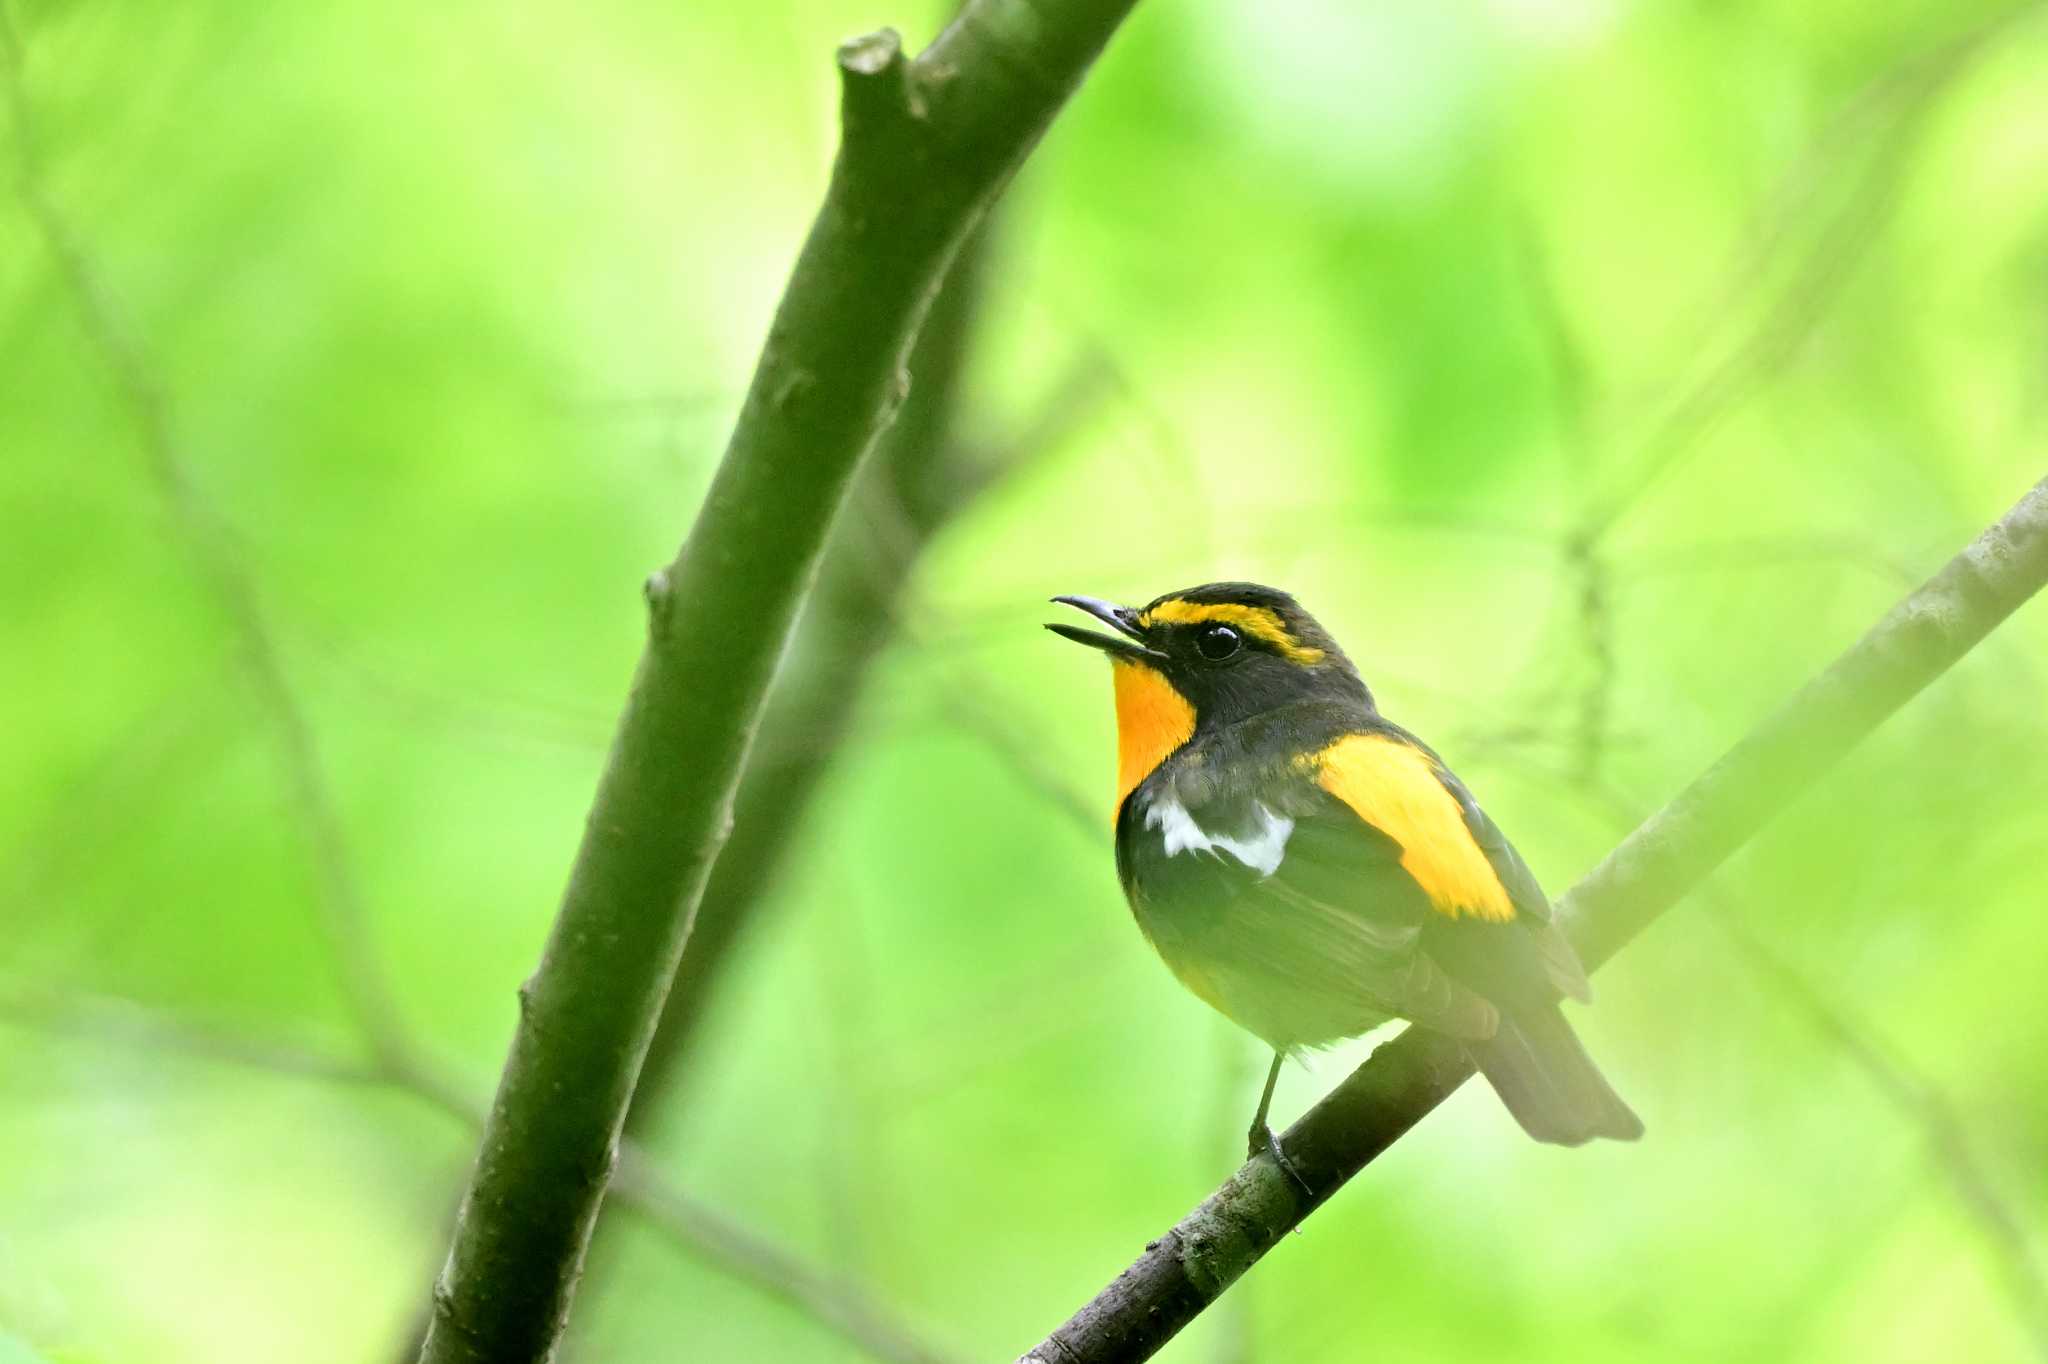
xmin=1110 ymin=659 xmax=1196 ymax=812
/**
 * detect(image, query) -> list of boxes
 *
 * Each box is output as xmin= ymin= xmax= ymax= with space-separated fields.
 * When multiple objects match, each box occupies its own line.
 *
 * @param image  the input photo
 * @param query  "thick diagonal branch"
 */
xmin=630 ymin=242 xmax=1111 ymax=1122
xmin=627 ymin=224 xmax=994 ymax=1122
xmin=418 ymin=7 xmax=1142 ymax=1362
xmin=1021 ymin=473 xmax=2048 ymax=1364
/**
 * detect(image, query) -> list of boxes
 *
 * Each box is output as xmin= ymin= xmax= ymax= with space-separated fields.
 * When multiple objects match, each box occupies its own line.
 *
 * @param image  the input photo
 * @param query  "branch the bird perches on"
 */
xmin=1020 ymin=473 xmax=2048 ymax=1364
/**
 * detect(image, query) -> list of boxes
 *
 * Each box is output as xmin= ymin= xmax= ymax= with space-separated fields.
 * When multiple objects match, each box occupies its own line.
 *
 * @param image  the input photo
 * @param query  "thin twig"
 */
xmin=1563 ymin=534 xmax=1616 ymax=785
xmin=1503 ymin=7 xmax=2043 ymax=847
xmin=0 ymin=980 xmax=389 ymax=1087
xmin=941 ymin=340 xmax=1122 ymax=508
xmin=1622 ymin=532 xmax=1924 ymax=587
xmin=936 ymin=686 xmax=1106 ymax=838
xmin=614 ymin=1152 xmax=962 ymax=1364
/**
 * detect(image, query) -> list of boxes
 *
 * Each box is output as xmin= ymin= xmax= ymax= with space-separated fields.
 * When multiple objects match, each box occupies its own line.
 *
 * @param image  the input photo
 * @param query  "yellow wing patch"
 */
xmin=1111 ymin=658 xmax=1196 ymax=812
xmin=1137 ymin=599 xmax=1327 ymax=665
xmin=1308 ymin=734 xmax=1516 ymax=922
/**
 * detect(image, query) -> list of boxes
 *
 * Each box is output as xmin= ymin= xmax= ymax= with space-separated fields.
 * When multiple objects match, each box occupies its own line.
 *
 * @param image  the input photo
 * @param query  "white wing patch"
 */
xmin=1143 ymin=794 xmax=1294 ymax=877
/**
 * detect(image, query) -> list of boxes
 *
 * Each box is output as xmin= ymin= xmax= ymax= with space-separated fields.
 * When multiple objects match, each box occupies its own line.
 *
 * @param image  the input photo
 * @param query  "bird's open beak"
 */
xmin=1045 ymin=595 xmax=1164 ymax=660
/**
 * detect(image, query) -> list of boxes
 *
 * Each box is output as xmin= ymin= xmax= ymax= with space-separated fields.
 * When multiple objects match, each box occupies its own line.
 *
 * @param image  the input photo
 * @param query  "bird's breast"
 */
xmin=1115 ymin=777 xmax=1409 ymax=1050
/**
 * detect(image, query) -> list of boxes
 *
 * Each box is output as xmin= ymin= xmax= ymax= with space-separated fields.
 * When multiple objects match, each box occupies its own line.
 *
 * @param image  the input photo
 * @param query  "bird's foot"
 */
xmin=1247 ymin=1123 xmax=1315 ymax=1201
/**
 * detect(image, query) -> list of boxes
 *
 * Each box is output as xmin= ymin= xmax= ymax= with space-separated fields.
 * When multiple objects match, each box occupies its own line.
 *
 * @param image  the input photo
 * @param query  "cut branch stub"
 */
xmin=839 ymin=29 xmax=921 ymax=134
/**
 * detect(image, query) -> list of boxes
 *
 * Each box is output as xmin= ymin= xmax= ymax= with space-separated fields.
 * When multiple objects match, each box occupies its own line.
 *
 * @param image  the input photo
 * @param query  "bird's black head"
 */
xmin=1047 ymin=582 xmax=1373 ymax=736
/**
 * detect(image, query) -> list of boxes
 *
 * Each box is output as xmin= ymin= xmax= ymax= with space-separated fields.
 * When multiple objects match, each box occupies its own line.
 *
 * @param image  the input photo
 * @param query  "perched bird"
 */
xmin=1048 ymin=582 xmax=1640 ymax=1167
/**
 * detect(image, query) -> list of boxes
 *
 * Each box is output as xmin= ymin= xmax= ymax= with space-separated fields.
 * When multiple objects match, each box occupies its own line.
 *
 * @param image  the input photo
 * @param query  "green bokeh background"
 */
xmin=6 ymin=0 xmax=2048 ymax=1360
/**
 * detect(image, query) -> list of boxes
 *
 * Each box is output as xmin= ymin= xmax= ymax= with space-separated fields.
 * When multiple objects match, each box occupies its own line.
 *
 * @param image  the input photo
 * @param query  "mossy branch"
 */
xmin=1019 ymin=473 xmax=2048 ymax=1364
xmin=417 ymin=6 xmax=1143 ymax=1362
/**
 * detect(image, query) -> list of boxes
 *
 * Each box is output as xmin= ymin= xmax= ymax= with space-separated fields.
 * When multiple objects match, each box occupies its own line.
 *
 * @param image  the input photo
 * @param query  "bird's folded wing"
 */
xmin=1290 ymin=726 xmax=1594 ymax=1007
xmin=1300 ymin=730 xmax=1518 ymax=922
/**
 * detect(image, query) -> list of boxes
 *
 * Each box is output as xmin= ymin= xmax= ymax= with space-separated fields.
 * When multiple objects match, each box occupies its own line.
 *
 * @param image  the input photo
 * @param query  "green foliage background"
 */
xmin=5 ymin=0 xmax=2048 ymax=1360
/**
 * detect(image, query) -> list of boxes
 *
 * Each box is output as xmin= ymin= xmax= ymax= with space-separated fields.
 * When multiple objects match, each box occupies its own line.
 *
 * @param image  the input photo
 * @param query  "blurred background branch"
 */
xmin=1707 ymin=908 xmax=2048 ymax=1361
xmin=2 ymin=0 xmax=407 ymax=1070
xmin=0 ymin=977 xmax=965 ymax=1364
xmin=1575 ymin=1 xmax=2044 ymax=545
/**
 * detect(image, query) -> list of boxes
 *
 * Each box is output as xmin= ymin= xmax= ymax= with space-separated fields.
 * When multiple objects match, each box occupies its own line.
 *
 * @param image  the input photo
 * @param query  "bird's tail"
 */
xmin=1470 ymin=1001 xmax=1643 ymax=1146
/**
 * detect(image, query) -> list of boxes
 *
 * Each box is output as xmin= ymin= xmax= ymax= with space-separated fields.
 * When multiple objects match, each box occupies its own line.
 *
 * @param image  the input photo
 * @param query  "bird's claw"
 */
xmin=1248 ymin=1123 xmax=1315 ymax=1201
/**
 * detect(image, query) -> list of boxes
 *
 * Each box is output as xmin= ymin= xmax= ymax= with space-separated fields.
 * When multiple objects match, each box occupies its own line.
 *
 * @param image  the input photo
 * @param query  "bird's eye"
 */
xmin=1195 ymin=623 xmax=1242 ymax=661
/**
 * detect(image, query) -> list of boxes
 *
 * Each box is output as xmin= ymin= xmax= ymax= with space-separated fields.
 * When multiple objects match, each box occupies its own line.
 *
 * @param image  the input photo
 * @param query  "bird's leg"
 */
xmin=1246 ymin=1049 xmax=1314 ymax=1200
xmin=1245 ymin=1049 xmax=1284 ymax=1154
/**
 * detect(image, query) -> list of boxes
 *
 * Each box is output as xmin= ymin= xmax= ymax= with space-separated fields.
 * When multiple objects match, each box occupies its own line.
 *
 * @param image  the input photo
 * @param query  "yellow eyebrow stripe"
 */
xmin=1308 ymin=734 xmax=1516 ymax=922
xmin=1137 ymin=599 xmax=1327 ymax=664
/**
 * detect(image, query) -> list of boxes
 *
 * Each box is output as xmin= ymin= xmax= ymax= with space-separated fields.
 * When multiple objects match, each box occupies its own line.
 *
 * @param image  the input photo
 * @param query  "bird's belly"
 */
xmin=1126 ymin=869 xmax=1397 ymax=1051
xmin=1136 ymin=903 xmax=1390 ymax=1050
